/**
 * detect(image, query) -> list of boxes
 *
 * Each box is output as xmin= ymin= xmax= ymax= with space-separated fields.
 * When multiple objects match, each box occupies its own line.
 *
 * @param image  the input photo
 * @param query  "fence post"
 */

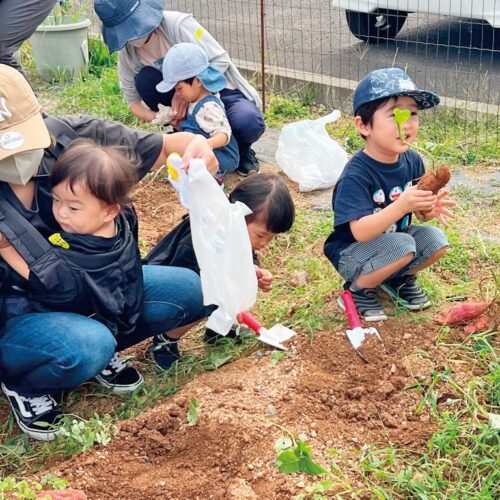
xmin=260 ymin=0 xmax=266 ymax=111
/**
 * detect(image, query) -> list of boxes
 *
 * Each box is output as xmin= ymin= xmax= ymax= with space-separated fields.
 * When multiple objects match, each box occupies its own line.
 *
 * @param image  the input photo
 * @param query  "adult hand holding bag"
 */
xmin=275 ymin=110 xmax=348 ymax=192
xmin=187 ymin=159 xmax=258 ymax=335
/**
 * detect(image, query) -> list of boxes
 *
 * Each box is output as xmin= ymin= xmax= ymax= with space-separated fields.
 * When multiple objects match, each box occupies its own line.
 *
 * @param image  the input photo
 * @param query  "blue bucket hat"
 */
xmin=156 ymin=43 xmax=227 ymax=94
xmin=94 ymin=0 xmax=164 ymax=53
xmin=353 ymin=67 xmax=440 ymax=115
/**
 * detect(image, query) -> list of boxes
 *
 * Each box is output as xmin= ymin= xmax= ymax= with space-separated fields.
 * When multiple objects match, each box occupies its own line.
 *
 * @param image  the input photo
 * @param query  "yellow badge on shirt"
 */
xmin=49 ymin=233 xmax=70 ymax=249
xmin=194 ymin=27 xmax=205 ymax=40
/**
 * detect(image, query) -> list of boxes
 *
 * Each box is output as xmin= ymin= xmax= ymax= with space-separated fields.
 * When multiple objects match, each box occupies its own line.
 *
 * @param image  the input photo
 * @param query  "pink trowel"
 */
xmin=239 ymin=312 xmax=296 ymax=350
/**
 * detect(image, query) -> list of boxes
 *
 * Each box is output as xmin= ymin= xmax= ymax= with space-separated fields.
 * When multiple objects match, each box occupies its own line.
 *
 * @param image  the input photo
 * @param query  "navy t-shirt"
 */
xmin=324 ymin=149 xmax=425 ymax=269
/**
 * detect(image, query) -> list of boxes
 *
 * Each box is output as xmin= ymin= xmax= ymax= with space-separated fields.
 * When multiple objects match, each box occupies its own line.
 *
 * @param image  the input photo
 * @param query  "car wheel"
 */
xmin=345 ymin=9 xmax=408 ymax=43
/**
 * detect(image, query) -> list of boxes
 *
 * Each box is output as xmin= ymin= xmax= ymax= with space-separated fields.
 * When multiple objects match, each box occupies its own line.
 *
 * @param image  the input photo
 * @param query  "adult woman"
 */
xmin=94 ymin=0 xmax=265 ymax=176
xmin=0 ymin=64 xmax=217 ymax=441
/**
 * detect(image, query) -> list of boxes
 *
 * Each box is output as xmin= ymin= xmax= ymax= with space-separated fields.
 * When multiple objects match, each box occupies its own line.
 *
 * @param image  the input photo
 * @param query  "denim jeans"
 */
xmin=0 ymin=265 xmax=212 ymax=396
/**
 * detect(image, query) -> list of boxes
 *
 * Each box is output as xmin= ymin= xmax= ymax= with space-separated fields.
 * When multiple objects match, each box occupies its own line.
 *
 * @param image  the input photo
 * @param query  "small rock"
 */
xmin=226 ymin=479 xmax=258 ymax=500
xmin=403 ymin=333 xmax=412 ymax=339
xmin=298 ymin=433 xmax=308 ymax=442
xmin=310 ymin=430 xmax=317 ymax=438
xmin=419 ymin=414 xmax=430 ymax=423
xmin=381 ymin=411 xmax=399 ymax=428
xmin=296 ymin=481 xmax=305 ymax=488
xmin=247 ymin=463 xmax=254 ymax=470
xmin=290 ymin=270 xmax=308 ymax=287
xmin=390 ymin=363 xmax=397 ymax=374
xmin=266 ymin=405 xmax=277 ymax=416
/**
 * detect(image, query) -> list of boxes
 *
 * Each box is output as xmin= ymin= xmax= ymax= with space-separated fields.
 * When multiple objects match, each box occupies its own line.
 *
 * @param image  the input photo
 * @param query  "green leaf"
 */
xmin=276 ymin=449 xmax=300 ymax=473
xmin=187 ymin=397 xmax=199 ymax=427
xmin=271 ymin=351 xmax=286 ymax=365
xmin=277 ymin=440 xmax=329 ymax=476
xmin=393 ymin=107 xmax=411 ymax=126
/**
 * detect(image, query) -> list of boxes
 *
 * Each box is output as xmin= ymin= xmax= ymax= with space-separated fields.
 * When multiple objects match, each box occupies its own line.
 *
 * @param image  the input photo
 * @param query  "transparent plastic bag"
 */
xmin=187 ymin=159 xmax=258 ymax=334
xmin=275 ymin=110 xmax=348 ymax=192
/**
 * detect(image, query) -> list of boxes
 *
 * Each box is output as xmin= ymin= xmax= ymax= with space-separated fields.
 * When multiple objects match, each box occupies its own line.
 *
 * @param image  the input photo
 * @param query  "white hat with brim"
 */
xmin=0 ymin=65 xmax=51 ymax=162
xmin=156 ymin=42 xmax=228 ymax=94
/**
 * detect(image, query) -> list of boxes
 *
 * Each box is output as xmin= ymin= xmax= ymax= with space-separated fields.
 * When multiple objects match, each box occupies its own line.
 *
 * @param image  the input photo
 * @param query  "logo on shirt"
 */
xmin=401 ymin=215 xmax=410 ymax=231
xmin=49 ymin=233 xmax=70 ymax=249
xmin=389 ymin=186 xmax=403 ymax=201
xmin=404 ymin=180 xmax=413 ymax=190
xmin=372 ymin=189 xmax=385 ymax=204
xmin=385 ymin=223 xmax=397 ymax=233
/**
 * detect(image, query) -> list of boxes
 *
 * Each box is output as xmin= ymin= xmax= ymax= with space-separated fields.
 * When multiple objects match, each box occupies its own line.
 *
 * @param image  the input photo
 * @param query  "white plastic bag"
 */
xmin=275 ymin=110 xmax=348 ymax=192
xmin=187 ymin=159 xmax=258 ymax=335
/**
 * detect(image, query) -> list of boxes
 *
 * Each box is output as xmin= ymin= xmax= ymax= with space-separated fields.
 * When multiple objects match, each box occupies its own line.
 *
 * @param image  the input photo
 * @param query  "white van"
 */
xmin=331 ymin=1 xmax=500 ymax=42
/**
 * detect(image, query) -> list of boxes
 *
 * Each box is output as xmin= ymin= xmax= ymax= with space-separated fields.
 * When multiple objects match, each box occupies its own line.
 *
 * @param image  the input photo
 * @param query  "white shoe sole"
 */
xmin=93 ymin=372 xmax=144 ymax=394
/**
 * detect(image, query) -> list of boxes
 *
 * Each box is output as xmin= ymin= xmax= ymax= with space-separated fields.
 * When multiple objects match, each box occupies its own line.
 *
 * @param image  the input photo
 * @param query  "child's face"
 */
xmin=357 ymin=96 xmax=419 ymax=162
xmin=52 ymin=180 xmax=118 ymax=236
xmin=174 ymin=78 xmax=205 ymax=103
xmin=247 ymin=218 xmax=275 ymax=251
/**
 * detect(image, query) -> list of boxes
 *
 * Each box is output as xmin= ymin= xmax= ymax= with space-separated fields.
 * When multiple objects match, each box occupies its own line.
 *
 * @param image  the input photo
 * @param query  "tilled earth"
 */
xmin=27 ymin=172 xmax=485 ymax=499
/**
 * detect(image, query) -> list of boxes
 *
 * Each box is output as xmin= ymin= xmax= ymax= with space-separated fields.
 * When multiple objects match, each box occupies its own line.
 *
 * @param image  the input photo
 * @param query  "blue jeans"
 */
xmin=0 ymin=266 xmax=212 ymax=396
xmin=134 ymin=66 xmax=265 ymax=151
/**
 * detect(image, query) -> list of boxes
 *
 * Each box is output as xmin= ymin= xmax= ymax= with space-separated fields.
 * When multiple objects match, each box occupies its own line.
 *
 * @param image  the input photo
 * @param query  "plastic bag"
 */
xmin=275 ymin=110 xmax=348 ymax=192
xmin=187 ymin=159 xmax=258 ymax=334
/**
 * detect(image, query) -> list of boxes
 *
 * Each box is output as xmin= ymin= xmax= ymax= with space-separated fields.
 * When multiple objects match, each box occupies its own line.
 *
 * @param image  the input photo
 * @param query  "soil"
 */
xmin=46 ymin=317 xmax=448 ymax=499
xmin=23 ymin=170 xmax=484 ymax=498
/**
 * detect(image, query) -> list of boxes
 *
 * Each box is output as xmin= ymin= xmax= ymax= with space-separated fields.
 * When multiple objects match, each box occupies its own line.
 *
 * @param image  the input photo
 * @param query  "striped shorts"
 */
xmin=337 ymin=225 xmax=448 ymax=283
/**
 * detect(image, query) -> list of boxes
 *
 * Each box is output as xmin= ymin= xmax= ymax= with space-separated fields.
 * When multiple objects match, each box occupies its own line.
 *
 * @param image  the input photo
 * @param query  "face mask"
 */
xmin=128 ymin=33 xmax=152 ymax=48
xmin=0 ymin=148 xmax=44 ymax=185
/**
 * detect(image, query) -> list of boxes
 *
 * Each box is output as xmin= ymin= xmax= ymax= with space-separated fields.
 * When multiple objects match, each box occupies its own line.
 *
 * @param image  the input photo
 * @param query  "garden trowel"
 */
xmin=340 ymin=290 xmax=384 ymax=362
xmin=239 ymin=312 xmax=295 ymax=350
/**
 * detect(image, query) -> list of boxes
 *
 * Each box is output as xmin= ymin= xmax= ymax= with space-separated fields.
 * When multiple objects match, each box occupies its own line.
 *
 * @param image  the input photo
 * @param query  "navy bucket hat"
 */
xmin=94 ymin=0 xmax=164 ymax=53
xmin=353 ymin=67 xmax=440 ymax=115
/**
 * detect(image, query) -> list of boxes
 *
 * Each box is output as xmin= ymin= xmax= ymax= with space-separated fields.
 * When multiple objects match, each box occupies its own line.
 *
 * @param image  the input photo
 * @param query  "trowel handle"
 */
xmin=341 ymin=290 xmax=362 ymax=329
xmin=238 ymin=312 xmax=263 ymax=336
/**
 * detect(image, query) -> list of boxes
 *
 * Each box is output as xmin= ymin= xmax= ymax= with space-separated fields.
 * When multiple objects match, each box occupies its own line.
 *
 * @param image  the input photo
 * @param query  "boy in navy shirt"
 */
xmin=324 ymin=68 xmax=455 ymax=321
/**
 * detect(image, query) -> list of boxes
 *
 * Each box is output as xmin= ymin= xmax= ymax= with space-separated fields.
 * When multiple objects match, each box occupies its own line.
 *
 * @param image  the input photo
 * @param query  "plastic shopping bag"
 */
xmin=187 ymin=159 xmax=258 ymax=335
xmin=275 ymin=110 xmax=348 ymax=192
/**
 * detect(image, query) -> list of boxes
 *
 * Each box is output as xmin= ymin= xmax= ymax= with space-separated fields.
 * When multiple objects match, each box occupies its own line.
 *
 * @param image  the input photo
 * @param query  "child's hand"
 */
xmin=255 ymin=266 xmax=273 ymax=291
xmin=181 ymin=136 xmax=219 ymax=175
xmin=170 ymin=92 xmax=189 ymax=127
xmin=416 ymin=190 xmax=455 ymax=226
xmin=397 ymin=185 xmax=436 ymax=214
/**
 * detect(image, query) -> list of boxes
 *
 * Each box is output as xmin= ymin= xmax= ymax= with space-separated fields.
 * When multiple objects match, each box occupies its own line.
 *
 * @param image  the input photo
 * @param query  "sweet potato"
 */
xmin=417 ymin=165 xmax=451 ymax=194
xmin=434 ymin=301 xmax=489 ymax=326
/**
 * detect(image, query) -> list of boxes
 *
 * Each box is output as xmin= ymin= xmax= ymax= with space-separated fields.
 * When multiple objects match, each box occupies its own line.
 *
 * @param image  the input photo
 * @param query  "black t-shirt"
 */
xmin=324 ymin=149 xmax=425 ymax=269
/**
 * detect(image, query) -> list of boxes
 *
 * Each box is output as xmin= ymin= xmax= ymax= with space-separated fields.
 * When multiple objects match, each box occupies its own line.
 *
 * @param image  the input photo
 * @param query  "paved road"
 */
xmin=168 ymin=0 xmax=500 ymax=107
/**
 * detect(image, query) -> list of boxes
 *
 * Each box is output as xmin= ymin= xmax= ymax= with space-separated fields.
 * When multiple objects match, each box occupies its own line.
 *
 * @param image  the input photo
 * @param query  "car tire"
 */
xmin=345 ymin=9 xmax=408 ymax=43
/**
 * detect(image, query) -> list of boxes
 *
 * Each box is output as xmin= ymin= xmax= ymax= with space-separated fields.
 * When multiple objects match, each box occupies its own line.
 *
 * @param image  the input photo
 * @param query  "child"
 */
xmin=144 ymin=173 xmax=295 ymax=365
xmin=324 ymin=67 xmax=455 ymax=321
xmin=155 ymin=42 xmax=239 ymax=181
xmin=0 ymin=138 xmax=144 ymax=391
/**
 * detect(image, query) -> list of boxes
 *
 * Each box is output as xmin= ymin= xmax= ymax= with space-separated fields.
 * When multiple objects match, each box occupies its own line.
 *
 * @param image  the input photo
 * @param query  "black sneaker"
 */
xmin=338 ymin=284 xmax=388 ymax=322
xmin=94 ymin=353 xmax=144 ymax=393
xmin=150 ymin=334 xmax=180 ymax=370
xmin=380 ymin=275 xmax=431 ymax=310
xmin=1 ymin=382 xmax=63 ymax=441
xmin=204 ymin=325 xmax=242 ymax=345
xmin=236 ymin=148 xmax=260 ymax=177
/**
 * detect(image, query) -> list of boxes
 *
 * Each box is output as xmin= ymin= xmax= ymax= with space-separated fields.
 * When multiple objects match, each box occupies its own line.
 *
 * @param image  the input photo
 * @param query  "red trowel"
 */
xmin=341 ymin=290 xmax=384 ymax=362
xmin=239 ymin=312 xmax=296 ymax=350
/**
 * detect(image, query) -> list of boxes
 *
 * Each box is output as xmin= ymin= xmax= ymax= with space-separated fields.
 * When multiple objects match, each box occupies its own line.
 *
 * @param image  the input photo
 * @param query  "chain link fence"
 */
xmin=84 ymin=0 xmax=500 ymax=135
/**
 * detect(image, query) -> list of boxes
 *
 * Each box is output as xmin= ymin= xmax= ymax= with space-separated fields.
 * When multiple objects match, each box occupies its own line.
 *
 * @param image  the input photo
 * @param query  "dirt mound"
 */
xmin=48 ymin=317 xmax=445 ymax=499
